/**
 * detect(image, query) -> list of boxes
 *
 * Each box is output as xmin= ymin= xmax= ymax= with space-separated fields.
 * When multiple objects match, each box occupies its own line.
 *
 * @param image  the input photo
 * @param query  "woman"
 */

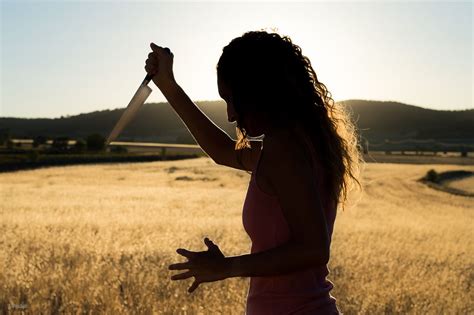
xmin=145 ymin=30 xmax=362 ymax=314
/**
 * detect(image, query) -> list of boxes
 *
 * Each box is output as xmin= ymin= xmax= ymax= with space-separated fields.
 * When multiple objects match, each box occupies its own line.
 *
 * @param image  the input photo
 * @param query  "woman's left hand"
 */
xmin=168 ymin=237 xmax=230 ymax=293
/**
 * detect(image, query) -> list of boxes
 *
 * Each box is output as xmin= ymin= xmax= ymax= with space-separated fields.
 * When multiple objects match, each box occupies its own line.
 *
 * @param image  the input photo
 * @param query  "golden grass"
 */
xmin=1 ymin=157 xmax=473 ymax=314
xmin=445 ymin=176 xmax=474 ymax=194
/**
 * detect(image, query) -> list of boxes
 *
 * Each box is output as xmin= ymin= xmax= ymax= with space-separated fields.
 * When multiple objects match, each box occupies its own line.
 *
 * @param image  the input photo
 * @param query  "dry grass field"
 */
xmin=445 ymin=176 xmax=474 ymax=194
xmin=1 ymin=157 xmax=473 ymax=314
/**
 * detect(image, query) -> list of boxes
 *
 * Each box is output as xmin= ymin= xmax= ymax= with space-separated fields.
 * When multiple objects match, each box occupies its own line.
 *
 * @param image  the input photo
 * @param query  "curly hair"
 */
xmin=216 ymin=30 xmax=363 ymax=211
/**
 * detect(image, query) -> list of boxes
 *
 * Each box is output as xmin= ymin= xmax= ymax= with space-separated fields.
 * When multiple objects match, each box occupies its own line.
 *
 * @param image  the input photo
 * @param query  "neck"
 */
xmin=265 ymin=119 xmax=302 ymax=137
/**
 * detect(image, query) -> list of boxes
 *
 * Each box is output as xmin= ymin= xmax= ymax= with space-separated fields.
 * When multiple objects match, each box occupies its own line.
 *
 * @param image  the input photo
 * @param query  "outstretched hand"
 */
xmin=168 ymin=238 xmax=230 ymax=293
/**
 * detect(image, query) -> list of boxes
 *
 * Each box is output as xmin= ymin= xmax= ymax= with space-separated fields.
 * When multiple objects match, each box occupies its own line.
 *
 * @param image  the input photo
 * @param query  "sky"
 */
xmin=1 ymin=0 xmax=472 ymax=118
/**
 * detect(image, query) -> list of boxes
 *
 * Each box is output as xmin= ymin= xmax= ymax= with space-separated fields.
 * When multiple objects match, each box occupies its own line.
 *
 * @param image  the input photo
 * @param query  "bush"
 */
xmin=33 ymin=136 xmax=47 ymax=148
xmin=425 ymin=169 xmax=439 ymax=183
xmin=52 ymin=137 xmax=70 ymax=152
xmin=74 ymin=139 xmax=86 ymax=152
xmin=86 ymin=134 xmax=105 ymax=151
xmin=0 ymin=128 xmax=10 ymax=146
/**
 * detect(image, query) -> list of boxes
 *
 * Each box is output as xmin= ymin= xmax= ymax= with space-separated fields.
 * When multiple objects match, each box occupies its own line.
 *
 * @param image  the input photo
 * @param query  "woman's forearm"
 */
xmin=224 ymin=241 xmax=329 ymax=278
xmin=158 ymin=80 xmax=233 ymax=162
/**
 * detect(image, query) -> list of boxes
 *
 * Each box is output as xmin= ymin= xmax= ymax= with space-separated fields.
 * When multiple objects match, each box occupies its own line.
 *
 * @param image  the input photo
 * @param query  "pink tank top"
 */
xmin=242 ymin=132 xmax=339 ymax=315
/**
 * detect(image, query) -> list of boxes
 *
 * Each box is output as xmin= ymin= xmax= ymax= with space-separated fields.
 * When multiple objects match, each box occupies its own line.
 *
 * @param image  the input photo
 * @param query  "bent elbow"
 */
xmin=212 ymin=155 xmax=227 ymax=167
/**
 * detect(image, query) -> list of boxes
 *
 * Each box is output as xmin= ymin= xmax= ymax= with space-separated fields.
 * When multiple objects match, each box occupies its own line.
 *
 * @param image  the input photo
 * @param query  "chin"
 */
xmin=241 ymin=121 xmax=264 ymax=138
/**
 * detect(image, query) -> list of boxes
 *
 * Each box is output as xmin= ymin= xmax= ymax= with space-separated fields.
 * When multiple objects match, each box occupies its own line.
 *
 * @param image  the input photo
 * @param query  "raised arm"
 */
xmin=145 ymin=43 xmax=261 ymax=171
xmin=159 ymin=81 xmax=263 ymax=170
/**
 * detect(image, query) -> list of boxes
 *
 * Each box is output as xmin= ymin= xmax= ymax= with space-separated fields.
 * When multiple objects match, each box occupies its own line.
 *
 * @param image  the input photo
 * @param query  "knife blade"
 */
xmin=105 ymin=74 xmax=154 ymax=146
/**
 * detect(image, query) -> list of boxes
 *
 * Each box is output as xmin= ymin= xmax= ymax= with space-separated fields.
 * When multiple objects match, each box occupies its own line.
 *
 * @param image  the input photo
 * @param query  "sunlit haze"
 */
xmin=1 ymin=1 xmax=472 ymax=118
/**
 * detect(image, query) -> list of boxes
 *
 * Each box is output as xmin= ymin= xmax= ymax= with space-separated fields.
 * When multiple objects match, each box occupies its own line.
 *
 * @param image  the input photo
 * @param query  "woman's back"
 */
xmin=242 ymin=126 xmax=339 ymax=315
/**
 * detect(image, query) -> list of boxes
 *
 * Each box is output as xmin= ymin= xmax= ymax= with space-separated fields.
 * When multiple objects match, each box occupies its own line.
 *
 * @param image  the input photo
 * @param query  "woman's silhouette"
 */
xmin=145 ymin=30 xmax=362 ymax=315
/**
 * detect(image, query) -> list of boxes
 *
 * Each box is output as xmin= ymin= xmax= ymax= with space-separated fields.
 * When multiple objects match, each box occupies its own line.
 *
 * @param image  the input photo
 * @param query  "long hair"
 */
xmin=216 ymin=30 xmax=363 ymax=211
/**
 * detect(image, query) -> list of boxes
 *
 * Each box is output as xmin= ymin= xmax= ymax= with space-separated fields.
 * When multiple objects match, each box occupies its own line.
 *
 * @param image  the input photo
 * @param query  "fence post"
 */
xmin=363 ymin=139 xmax=369 ymax=154
xmin=161 ymin=147 xmax=167 ymax=160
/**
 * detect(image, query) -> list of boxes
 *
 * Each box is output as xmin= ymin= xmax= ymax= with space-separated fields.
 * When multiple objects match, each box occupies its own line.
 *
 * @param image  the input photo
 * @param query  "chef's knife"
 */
xmin=105 ymin=73 xmax=154 ymax=146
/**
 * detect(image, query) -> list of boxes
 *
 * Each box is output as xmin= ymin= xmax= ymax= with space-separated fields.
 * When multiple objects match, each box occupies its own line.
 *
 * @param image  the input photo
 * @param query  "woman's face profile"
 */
xmin=217 ymin=77 xmax=238 ymax=123
xmin=217 ymin=76 xmax=267 ymax=138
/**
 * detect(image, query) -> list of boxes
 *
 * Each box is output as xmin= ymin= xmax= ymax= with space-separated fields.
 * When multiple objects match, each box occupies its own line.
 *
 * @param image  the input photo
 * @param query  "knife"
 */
xmin=105 ymin=73 xmax=154 ymax=146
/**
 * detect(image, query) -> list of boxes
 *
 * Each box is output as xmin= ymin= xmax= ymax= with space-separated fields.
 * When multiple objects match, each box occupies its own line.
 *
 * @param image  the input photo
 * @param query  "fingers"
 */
xmin=150 ymin=43 xmax=173 ymax=58
xmin=145 ymin=58 xmax=158 ymax=68
xmin=150 ymin=43 xmax=172 ymax=55
xmin=176 ymin=248 xmax=198 ymax=259
xmin=188 ymin=280 xmax=200 ymax=293
xmin=145 ymin=43 xmax=173 ymax=75
xmin=150 ymin=42 xmax=161 ymax=52
xmin=144 ymin=64 xmax=156 ymax=75
xmin=204 ymin=237 xmax=218 ymax=250
xmin=170 ymin=270 xmax=194 ymax=281
xmin=145 ymin=54 xmax=158 ymax=74
xmin=168 ymin=261 xmax=192 ymax=270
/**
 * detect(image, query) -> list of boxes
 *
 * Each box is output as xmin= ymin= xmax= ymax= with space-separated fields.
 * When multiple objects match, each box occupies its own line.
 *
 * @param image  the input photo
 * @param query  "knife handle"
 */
xmin=142 ymin=73 xmax=154 ymax=86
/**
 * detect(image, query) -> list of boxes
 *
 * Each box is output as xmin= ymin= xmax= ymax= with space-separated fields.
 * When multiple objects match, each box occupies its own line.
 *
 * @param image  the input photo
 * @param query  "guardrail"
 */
xmin=360 ymin=138 xmax=474 ymax=157
xmin=108 ymin=141 xmax=204 ymax=158
xmin=6 ymin=138 xmax=474 ymax=158
xmin=108 ymin=141 xmax=200 ymax=149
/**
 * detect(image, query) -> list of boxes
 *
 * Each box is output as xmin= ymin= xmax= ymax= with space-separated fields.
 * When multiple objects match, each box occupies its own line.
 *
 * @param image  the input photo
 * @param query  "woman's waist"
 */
xmin=246 ymin=293 xmax=338 ymax=315
xmin=249 ymin=269 xmax=334 ymax=296
xmin=246 ymin=283 xmax=336 ymax=314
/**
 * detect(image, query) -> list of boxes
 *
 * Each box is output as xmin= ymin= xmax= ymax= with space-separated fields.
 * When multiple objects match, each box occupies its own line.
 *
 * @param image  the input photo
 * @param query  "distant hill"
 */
xmin=1 ymin=100 xmax=473 ymax=144
xmin=0 ymin=101 xmax=231 ymax=144
xmin=339 ymin=100 xmax=474 ymax=142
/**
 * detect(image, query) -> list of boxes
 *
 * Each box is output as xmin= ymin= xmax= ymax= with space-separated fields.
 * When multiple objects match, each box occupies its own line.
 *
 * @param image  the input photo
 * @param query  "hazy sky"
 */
xmin=1 ymin=0 xmax=472 ymax=118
